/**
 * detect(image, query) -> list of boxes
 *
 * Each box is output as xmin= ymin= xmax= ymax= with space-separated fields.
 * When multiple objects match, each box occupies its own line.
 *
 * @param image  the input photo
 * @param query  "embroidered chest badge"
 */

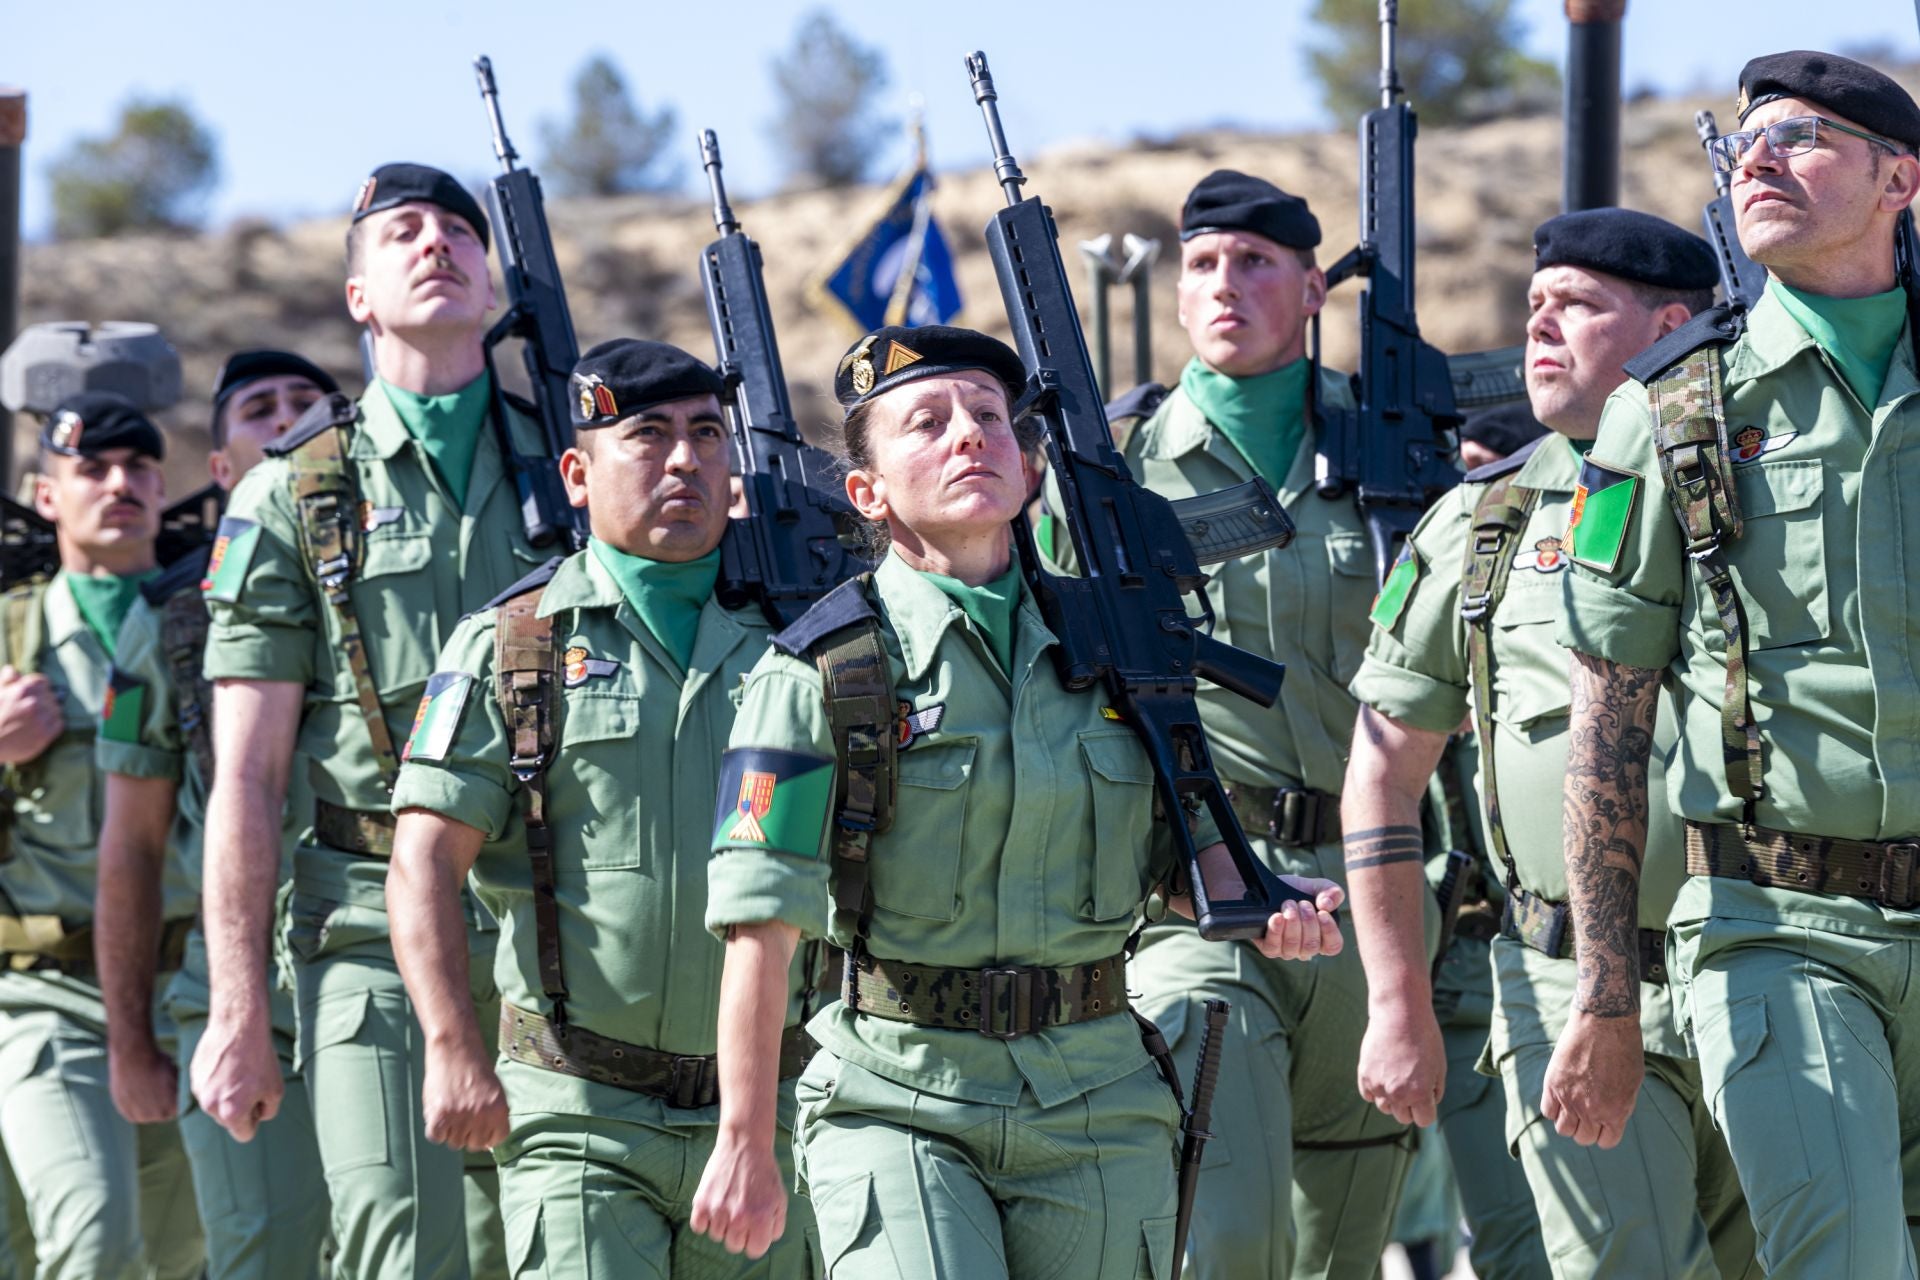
xmin=1512 ymin=535 xmax=1567 ymax=574
xmin=562 ymin=646 xmax=621 ymax=688
xmin=358 ymin=502 xmax=405 ymax=533
xmin=897 ymin=700 xmax=946 ymax=748
xmin=1730 ymin=424 xmax=1795 ymax=464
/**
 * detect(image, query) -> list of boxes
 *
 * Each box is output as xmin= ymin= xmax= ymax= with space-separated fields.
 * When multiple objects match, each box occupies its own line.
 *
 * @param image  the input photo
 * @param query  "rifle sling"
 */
xmin=1460 ymin=474 xmax=1540 ymax=894
xmin=495 ymin=586 xmax=569 ymax=1027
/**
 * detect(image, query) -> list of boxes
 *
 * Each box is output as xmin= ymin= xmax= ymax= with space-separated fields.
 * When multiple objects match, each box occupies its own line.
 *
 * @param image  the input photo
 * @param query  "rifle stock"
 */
xmin=966 ymin=51 xmax=1310 ymax=941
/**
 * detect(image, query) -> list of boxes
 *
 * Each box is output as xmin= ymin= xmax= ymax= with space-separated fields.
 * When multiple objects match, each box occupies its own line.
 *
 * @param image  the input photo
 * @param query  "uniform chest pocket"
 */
xmin=870 ymin=740 xmax=975 ymax=922
xmin=1324 ymin=533 xmax=1375 ymax=685
xmin=555 ymin=692 xmax=647 ymax=871
xmin=350 ymin=531 xmax=439 ymax=697
xmin=1488 ymin=583 xmax=1572 ymax=729
xmin=1728 ymin=461 xmax=1828 ymax=650
xmin=1079 ymin=729 xmax=1156 ymax=921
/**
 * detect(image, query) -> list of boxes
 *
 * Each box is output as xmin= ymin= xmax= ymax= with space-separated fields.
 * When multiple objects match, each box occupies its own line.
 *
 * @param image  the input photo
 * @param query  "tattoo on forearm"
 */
xmin=1359 ymin=706 xmax=1388 ymax=748
xmin=1344 ymin=825 xmax=1425 ymax=871
xmin=1563 ymin=652 xmax=1659 ymax=1019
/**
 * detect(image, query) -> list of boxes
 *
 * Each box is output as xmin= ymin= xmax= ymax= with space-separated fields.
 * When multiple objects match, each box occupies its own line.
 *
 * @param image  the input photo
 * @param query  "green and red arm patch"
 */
xmin=711 ymin=747 xmax=834 ymax=858
xmin=201 ymin=516 xmax=260 ymax=603
xmin=1369 ymin=546 xmax=1421 ymax=631
xmin=402 ymin=672 xmax=474 ymax=764
xmin=1566 ymin=458 xmax=1640 ymax=574
xmin=100 ymin=668 xmax=146 ymax=744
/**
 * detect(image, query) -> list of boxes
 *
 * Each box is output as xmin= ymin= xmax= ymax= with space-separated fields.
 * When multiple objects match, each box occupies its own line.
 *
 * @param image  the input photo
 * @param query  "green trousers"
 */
xmin=168 ymin=929 xmax=332 ymax=1280
xmin=0 ymin=997 xmax=204 ymax=1279
xmin=1129 ymin=837 xmax=1414 ymax=1280
xmin=290 ymin=872 xmax=507 ymax=1280
xmin=1674 ymin=908 xmax=1920 ymax=1278
xmin=496 ymin=1059 xmax=817 ymax=1278
xmin=1432 ymin=934 xmax=1550 ymax=1280
xmin=795 ymin=1050 xmax=1180 ymax=1279
xmin=1488 ymin=937 xmax=1756 ymax=1279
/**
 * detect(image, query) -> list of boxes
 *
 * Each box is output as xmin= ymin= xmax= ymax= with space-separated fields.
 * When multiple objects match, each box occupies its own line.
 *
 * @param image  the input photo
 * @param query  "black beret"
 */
xmin=1460 ymin=401 xmax=1547 ymax=459
xmin=213 ymin=349 xmax=338 ymax=417
xmin=1181 ymin=169 xmax=1321 ymax=251
xmin=1739 ymin=50 xmax=1920 ymax=151
xmin=1533 ymin=208 xmax=1719 ymax=291
xmin=570 ymin=339 xmax=725 ymax=429
xmin=41 ymin=390 xmax=164 ymax=462
xmin=350 ymin=163 xmax=490 ymax=251
xmin=833 ymin=325 xmax=1026 ymax=414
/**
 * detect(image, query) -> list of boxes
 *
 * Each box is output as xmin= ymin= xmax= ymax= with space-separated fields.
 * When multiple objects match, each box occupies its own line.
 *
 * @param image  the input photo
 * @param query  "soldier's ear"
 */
xmin=845 ymin=466 xmax=888 ymax=525
xmin=1653 ymin=302 xmax=1693 ymax=340
xmin=559 ymin=445 xmax=591 ymax=511
xmin=1300 ymin=267 xmax=1327 ymax=318
xmin=30 ymin=471 xmax=56 ymax=524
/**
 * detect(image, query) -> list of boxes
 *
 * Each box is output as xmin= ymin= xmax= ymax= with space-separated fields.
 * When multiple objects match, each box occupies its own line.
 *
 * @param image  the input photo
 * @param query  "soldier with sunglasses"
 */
xmin=1550 ymin=50 xmax=1920 ymax=1277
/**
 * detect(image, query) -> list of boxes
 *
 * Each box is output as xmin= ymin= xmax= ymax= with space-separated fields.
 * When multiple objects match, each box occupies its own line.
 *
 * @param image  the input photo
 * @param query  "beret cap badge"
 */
xmin=50 ymin=410 xmax=82 ymax=452
xmin=883 ymin=340 xmax=924 ymax=375
xmin=846 ymin=336 xmax=878 ymax=396
xmin=354 ymin=176 xmax=377 ymax=214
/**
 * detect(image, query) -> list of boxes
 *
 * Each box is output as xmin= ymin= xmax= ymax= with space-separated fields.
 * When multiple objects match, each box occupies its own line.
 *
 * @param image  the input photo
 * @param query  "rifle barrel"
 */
xmin=965 ymin=52 xmax=1027 ymax=206
xmin=473 ymin=55 xmax=518 ymax=172
xmin=1378 ymin=0 xmax=1402 ymax=107
xmin=1696 ymin=110 xmax=1734 ymax=200
xmin=701 ymin=130 xmax=740 ymax=236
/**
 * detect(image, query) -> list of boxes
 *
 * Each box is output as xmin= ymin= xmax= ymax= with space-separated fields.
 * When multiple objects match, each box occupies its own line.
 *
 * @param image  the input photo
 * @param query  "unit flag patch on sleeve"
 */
xmin=711 ymin=747 xmax=836 ymax=858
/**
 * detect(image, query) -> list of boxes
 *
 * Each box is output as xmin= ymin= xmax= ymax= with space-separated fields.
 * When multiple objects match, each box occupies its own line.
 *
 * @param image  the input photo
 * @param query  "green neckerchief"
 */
xmin=1772 ymin=281 xmax=1907 ymax=408
xmin=65 ymin=569 xmax=156 ymax=658
xmin=1179 ymin=355 xmax=1310 ymax=489
xmin=1567 ymin=436 xmax=1595 ymax=458
xmin=921 ymin=559 xmax=1022 ymax=677
xmin=379 ymin=372 xmax=492 ymax=510
xmin=588 ymin=538 xmax=719 ymax=674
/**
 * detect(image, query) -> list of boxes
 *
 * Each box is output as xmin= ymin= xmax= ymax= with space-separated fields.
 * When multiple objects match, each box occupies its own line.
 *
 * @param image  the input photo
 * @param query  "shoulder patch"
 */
xmin=1565 ymin=457 xmax=1641 ymax=574
xmin=264 ymin=392 xmax=359 ymax=457
xmin=201 ymin=516 xmax=261 ymax=603
xmin=401 ymin=671 xmax=475 ymax=764
xmin=141 ymin=545 xmax=214 ymax=607
xmin=100 ymin=668 xmax=147 ymax=744
xmin=1369 ymin=546 xmax=1421 ymax=630
xmin=1105 ymin=382 xmax=1170 ymax=425
xmin=1462 ymin=435 xmax=1544 ymax=484
xmin=770 ymin=574 xmax=876 ymax=658
xmin=711 ymin=746 xmax=836 ymax=856
xmin=1622 ymin=305 xmax=1745 ymax=385
xmin=481 ymin=556 xmax=566 ymax=613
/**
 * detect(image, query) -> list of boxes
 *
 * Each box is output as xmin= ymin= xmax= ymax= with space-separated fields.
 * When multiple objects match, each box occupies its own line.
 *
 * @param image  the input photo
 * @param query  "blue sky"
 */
xmin=7 ymin=0 xmax=1913 ymax=239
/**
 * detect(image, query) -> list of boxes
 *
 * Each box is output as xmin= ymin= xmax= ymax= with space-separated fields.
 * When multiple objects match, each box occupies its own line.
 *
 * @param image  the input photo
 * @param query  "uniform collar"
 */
xmin=873 ymin=550 xmax=1050 ymax=684
xmin=1727 ymin=287 xmax=1828 ymax=385
xmin=1149 ymin=365 xmax=1351 ymax=504
xmin=534 ymin=548 xmax=622 ymax=617
xmin=536 ymin=544 xmax=762 ymax=685
xmin=44 ymin=571 xmax=97 ymax=654
xmin=347 ymin=382 xmax=414 ymax=461
xmin=1513 ymin=431 xmax=1583 ymax=492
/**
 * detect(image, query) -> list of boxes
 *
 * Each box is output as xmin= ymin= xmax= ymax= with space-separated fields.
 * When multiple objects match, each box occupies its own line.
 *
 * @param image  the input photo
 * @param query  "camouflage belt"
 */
xmin=499 ymin=1002 xmax=812 ymax=1107
xmin=0 ymin=914 xmax=194 ymax=979
xmin=315 ymin=799 xmax=395 ymax=857
xmin=1223 ymin=782 xmax=1341 ymax=848
xmin=1685 ymin=820 xmax=1920 ymax=911
xmin=1500 ymin=886 xmax=1668 ymax=985
xmin=843 ymin=950 xmax=1128 ymax=1039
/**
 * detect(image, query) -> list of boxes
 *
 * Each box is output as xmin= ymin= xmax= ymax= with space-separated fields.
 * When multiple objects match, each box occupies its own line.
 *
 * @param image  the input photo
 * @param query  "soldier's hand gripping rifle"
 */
xmin=1694 ymin=111 xmax=1767 ymax=311
xmin=1314 ymin=0 xmax=1463 ymax=585
xmin=698 ymin=130 xmax=870 ymax=628
xmin=965 ymin=52 xmax=1313 ymax=941
xmin=473 ymin=55 xmax=586 ymax=552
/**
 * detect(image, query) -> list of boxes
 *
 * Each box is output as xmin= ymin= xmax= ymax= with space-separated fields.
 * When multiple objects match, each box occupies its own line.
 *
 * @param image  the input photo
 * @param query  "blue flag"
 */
xmin=813 ymin=168 xmax=962 ymax=332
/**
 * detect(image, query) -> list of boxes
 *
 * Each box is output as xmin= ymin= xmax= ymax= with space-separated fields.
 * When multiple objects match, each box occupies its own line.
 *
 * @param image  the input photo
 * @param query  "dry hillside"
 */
xmin=19 ymin=74 xmax=1916 ymax=495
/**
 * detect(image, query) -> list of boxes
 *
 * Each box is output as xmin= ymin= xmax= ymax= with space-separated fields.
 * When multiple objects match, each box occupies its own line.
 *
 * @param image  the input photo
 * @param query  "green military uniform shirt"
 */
xmin=390 ymin=548 xmax=810 ymax=1079
xmin=203 ymin=380 xmax=548 ymax=899
xmin=1351 ymin=436 xmax=1689 ymax=1057
xmin=707 ymin=552 xmax=1213 ymax=1109
xmin=1122 ymin=374 xmax=1371 ymax=794
xmin=1559 ymin=288 xmax=1920 ymax=931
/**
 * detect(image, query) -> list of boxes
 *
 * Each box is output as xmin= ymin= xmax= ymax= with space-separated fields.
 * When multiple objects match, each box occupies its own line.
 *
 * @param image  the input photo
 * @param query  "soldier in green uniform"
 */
xmin=1345 ymin=207 xmax=1760 ymax=1278
xmin=0 ymin=391 xmax=204 ymax=1278
xmin=1083 ymin=169 xmax=1414 ymax=1280
xmin=191 ymin=162 xmax=556 ymax=1279
xmin=1551 ymin=52 xmax=1920 ymax=1278
xmin=691 ymin=324 xmax=1343 ymax=1278
xmin=385 ymin=338 xmax=821 ymax=1277
xmin=96 ymin=350 xmax=338 ymax=1279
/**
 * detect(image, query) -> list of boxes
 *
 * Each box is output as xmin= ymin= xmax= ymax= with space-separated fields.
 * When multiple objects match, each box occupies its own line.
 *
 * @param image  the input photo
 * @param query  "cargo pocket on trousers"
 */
xmin=299 ymin=988 xmax=389 ymax=1171
xmin=1693 ymin=992 xmax=1811 ymax=1217
xmin=506 ymin=1200 xmax=546 ymax=1278
xmin=811 ymin=1170 xmax=882 ymax=1275
xmin=1136 ymin=1214 xmax=1176 ymax=1278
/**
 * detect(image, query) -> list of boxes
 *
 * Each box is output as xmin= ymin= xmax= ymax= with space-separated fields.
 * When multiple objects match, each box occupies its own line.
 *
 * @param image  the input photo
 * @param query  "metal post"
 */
xmin=1079 ymin=234 xmax=1120 ymax=400
xmin=0 ymin=89 xmax=22 ymax=490
xmin=1120 ymin=234 xmax=1161 ymax=390
xmin=1563 ymin=0 xmax=1626 ymax=212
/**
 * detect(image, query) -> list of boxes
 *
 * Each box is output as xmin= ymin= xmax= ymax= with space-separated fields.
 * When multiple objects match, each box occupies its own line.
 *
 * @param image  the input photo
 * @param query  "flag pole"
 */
xmin=883 ymin=100 xmax=933 ymax=327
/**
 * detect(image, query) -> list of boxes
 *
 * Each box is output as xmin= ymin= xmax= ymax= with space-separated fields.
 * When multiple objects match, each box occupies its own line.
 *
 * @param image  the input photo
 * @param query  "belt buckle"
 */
xmin=978 ymin=966 xmax=1033 ymax=1041
xmin=1272 ymin=788 xmax=1318 ymax=847
xmin=667 ymin=1055 xmax=716 ymax=1109
xmin=1880 ymin=843 xmax=1919 ymax=911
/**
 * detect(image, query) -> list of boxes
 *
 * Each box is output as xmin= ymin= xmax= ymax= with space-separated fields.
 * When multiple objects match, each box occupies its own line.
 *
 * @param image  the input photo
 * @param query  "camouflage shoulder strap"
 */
xmin=0 ymin=582 xmax=47 ymax=865
xmin=1459 ymin=472 xmax=1540 ymax=888
xmin=283 ymin=405 xmax=401 ymax=793
xmin=493 ymin=581 xmax=567 ymax=1028
xmin=810 ymin=577 xmax=898 ymax=943
xmin=159 ymin=588 xmax=215 ymax=784
xmin=1646 ymin=347 xmax=1761 ymax=822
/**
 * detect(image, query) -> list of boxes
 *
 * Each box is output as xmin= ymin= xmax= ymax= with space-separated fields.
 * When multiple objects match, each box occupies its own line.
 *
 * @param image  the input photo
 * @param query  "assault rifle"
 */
xmin=1694 ymin=112 xmax=1767 ymax=311
xmin=1314 ymin=0 xmax=1463 ymax=586
xmin=698 ymin=130 xmax=869 ymax=627
xmin=473 ymin=55 xmax=585 ymax=552
xmin=966 ymin=52 xmax=1313 ymax=940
